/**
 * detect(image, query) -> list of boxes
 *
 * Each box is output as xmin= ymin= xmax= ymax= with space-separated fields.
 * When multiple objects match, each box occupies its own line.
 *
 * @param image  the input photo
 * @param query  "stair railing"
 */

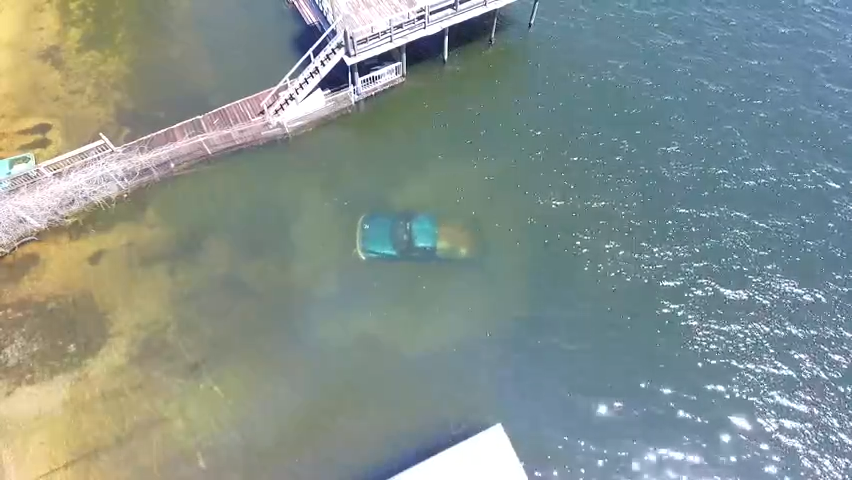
xmin=260 ymin=18 xmax=342 ymax=117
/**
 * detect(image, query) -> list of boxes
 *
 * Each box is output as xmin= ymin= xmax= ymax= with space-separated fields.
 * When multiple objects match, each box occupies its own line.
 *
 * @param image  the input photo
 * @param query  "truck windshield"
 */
xmin=391 ymin=217 xmax=412 ymax=253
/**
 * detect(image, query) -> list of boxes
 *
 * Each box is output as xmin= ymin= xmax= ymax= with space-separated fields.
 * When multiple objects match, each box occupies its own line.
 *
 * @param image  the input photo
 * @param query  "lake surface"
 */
xmin=4 ymin=0 xmax=852 ymax=478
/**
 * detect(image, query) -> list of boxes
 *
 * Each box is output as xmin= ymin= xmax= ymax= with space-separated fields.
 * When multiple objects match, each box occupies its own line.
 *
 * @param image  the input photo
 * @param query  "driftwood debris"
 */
xmin=0 ymin=236 xmax=38 ymax=258
xmin=0 ymin=140 xmax=210 ymax=256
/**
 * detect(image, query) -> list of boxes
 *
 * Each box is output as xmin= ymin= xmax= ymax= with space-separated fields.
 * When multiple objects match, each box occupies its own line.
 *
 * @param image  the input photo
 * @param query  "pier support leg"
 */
xmin=490 ymin=9 xmax=499 ymax=45
xmin=442 ymin=28 xmax=449 ymax=63
xmin=401 ymin=44 xmax=407 ymax=76
xmin=351 ymin=64 xmax=361 ymax=99
xmin=99 ymin=132 xmax=117 ymax=152
xmin=528 ymin=0 xmax=540 ymax=29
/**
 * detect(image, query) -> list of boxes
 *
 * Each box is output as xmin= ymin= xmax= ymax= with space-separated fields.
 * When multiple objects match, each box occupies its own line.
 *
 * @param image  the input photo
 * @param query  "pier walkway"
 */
xmin=0 ymin=87 xmax=353 ymax=193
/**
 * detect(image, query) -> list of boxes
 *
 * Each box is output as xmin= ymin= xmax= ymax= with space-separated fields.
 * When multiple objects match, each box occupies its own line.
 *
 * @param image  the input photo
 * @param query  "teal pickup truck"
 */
xmin=356 ymin=212 xmax=478 ymax=262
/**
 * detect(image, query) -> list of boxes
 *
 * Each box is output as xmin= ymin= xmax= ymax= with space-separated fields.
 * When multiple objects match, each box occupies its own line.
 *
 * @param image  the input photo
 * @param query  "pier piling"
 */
xmin=443 ymin=27 xmax=449 ymax=63
xmin=351 ymin=64 xmax=361 ymax=96
xmin=528 ymin=0 xmax=540 ymax=29
xmin=490 ymin=9 xmax=499 ymax=45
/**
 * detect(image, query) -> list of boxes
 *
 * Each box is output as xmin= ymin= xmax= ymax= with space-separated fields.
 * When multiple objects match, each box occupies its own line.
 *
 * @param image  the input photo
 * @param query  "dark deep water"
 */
xmin=9 ymin=0 xmax=852 ymax=478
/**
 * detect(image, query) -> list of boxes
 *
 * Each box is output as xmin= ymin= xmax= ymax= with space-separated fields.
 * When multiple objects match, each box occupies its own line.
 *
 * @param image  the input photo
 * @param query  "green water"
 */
xmin=6 ymin=0 xmax=852 ymax=478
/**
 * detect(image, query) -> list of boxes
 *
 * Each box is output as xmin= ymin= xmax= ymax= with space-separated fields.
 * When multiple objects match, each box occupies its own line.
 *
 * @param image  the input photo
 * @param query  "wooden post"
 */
xmin=348 ymin=33 xmax=357 ymax=56
xmin=490 ymin=9 xmax=498 ymax=45
xmin=352 ymin=64 xmax=361 ymax=98
xmin=99 ymin=132 xmax=117 ymax=151
xmin=442 ymin=28 xmax=449 ymax=63
xmin=401 ymin=44 xmax=407 ymax=76
xmin=454 ymin=0 xmax=459 ymax=10
xmin=528 ymin=0 xmax=540 ymax=29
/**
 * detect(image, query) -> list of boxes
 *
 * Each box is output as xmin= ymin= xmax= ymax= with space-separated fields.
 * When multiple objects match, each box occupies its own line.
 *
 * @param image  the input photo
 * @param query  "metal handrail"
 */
xmin=260 ymin=19 xmax=342 ymax=111
xmin=39 ymin=140 xmax=106 ymax=167
xmin=351 ymin=6 xmax=423 ymax=40
xmin=357 ymin=62 xmax=403 ymax=93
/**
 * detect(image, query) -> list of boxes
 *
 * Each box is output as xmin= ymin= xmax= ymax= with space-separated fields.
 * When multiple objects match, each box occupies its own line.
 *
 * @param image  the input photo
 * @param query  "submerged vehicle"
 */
xmin=356 ymin=212 xmax=478 ymax=261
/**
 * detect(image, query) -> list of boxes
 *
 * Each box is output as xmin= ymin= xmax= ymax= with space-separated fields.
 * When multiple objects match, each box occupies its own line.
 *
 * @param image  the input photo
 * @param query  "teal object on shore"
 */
xmin=1 ymin=153 xmax=36 ymax=179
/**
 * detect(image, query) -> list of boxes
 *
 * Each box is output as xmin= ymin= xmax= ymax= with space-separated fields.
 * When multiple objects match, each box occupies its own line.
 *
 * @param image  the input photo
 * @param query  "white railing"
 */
xmin=283 ymin=86 xmax=355 ymax=130
xmin=356 ymin=62 xmax=403 ymax=98
xmin=348 ymin=0 xmax=505 ymax=57
xmin=260 ymin=19 xmax=342 ymax=115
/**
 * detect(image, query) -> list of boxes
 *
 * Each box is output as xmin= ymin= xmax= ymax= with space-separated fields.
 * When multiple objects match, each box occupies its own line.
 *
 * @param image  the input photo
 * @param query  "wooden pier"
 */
xmin=0 ymin=0 xmax=540 ymax=252
xmin=0 ymin=86 xmax=354 ymax=194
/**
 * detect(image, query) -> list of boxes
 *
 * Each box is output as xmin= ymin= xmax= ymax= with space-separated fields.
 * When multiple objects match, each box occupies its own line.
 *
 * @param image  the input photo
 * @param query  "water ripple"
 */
xmin=519 ymin=0 xmax=852 ymax=478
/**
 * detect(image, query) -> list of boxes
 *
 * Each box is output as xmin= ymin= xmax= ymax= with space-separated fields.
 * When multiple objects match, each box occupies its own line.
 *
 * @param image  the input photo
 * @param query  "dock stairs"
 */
xmin=261 ymin=21 xmax=345 ymax=121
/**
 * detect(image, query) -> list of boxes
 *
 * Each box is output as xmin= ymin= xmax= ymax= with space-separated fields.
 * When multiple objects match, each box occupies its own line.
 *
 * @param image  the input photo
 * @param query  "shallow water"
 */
xmin=3 ymin=0 xmax=852 ymax=479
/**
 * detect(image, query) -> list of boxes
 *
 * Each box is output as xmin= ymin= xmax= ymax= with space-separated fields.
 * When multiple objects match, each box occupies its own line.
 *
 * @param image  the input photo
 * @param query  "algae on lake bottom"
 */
xmin=0 ymin=208 xmax=246 ymax=479
xmin=0 ymin=0 xmax=210 ymax=161
xmin=0 ymin=0 xmax=125 ymax=159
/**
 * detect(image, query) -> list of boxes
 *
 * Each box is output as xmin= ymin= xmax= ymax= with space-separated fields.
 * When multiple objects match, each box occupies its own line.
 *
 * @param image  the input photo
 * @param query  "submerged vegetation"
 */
xmin=0 ymin=294 xmax=108 ymax=395
xmin=1 ymin=0 xmax=123 ymax=159
xmin=0 ymin=0 xmax=205 ymax=161
xmin=0 ymin=212 xmax=240 ymax=479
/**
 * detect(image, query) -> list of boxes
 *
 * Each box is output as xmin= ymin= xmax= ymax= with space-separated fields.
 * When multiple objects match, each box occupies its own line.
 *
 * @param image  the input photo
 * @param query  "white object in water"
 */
xmin=389 ymin=424 xmax=528 ymax=480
